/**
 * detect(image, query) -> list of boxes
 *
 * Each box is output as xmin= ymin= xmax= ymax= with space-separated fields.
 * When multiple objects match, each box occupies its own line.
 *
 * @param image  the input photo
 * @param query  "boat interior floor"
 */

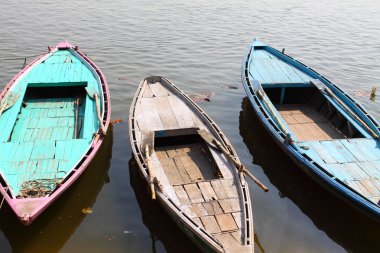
xmin=299 ymin=138 xmax=380 ymax=205
xmin=0 ymin=95 xmax=90 ymax=198
xmin=276 ymin=104 xmax=345 ymax=141
xmin=155 ymin=142 xmax=245 ymax=248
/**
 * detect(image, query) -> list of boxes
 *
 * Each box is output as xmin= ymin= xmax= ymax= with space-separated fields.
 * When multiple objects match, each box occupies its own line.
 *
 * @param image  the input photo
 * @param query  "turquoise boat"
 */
xmin=242 ymin=39 xmax=380 ymax=222
xmin=0 ymin=41 xmax=111 ymax=225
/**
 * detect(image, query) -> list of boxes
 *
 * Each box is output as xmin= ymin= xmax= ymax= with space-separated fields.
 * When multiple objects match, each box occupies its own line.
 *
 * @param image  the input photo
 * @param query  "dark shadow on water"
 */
xmin=129 ymin=158 xmax=200 ymax=253
xmin=239 ymin=97 xmax=380 ymax=253
xmin=0 ymin=125 xmax=114 ymax=253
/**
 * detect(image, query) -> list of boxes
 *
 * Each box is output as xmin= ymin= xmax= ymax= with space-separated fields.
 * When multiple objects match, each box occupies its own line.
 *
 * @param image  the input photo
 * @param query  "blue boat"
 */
xmin=242 ymin=39 xmax=380 ymax=222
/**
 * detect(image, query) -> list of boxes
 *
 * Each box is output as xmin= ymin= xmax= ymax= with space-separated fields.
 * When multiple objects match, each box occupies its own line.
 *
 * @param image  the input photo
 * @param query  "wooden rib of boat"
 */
xmin=129 ymin=76 xmax=253 ymax=253
xmin=242 ymin=39 xmax=380 ymax=221
xmin=0 ymin=41 xmax=111 ymax=225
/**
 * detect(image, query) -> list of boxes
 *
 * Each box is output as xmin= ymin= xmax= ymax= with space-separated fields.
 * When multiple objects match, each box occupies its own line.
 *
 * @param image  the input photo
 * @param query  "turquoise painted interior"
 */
xmin=249 ymin=48 xmax=313 ymax=85
xmin=0 ymin=49 xmax=101 ymax=197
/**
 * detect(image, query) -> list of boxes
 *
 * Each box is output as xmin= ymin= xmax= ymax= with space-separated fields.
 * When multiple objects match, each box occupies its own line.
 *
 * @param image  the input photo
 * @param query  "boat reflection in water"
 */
xmin=129 ymin=158 xmax=199 ymax=253
xmin=0 ymin=125 xmax=113 ymax=253
xmin=239 ymin=97 xmax=380 ymax=253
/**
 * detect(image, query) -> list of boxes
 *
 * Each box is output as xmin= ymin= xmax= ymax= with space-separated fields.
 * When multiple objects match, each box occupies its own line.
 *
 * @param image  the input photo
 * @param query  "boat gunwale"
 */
xmin=241 ymin=39 xmax=380 ymax=222
xmin=0 ymin=41 xmax=111 ymax=225
xmin=129 ymin=76 xmax=254 ymax=252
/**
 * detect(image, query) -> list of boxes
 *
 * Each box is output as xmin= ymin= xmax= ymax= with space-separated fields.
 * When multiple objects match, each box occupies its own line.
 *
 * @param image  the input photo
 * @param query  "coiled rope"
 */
xmin=17 ymin=178 xmax=62 ymax=198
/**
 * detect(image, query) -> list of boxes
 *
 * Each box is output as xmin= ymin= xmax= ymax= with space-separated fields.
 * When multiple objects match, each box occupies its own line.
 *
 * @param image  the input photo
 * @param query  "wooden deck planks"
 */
xmin=340 ymin=139 xmax=368 ymax=162
xmin=156 ymin=142 xmax=221 ymax=185
xmin=277 ymin=104 xmax=345 ymax=141
xmin=191 ymin=153 xmax=216 ymax=180
xmin=149 ymin=82 xmax=169 ymax=97
xmin=329 ymin=163 xmax=368 ymax=181
xmin=198 ymin=181 xmax=218 ymax=201
xmin=211 ymin=180 xmax=229 ymax=199
xmin=200 ymin=215 xmax=221 ymax=234
xmin=136 ymin=98 xmax=164 ymax=131
xmin=167 ymin=96 xmax=195 ymax=128
xmin=142 ymin=82 xmax=154 ymax=98
xmin=210 ymin=201 xmax=224 ymax=215
xmin=191 ymin=203 xmax=209 ymax=217
xmin=180 ymin=156 xmax=204 ymax=182
xmin=221 ymin=179 xmax=239 ymax=199
xmin=159 ymin=156 xmax=184 ymax=185
xmin=213 ymin=233 xmax=242 ymax=250
xmin=30 ymin=140 xmax=55 ymax=160
xmin=232 ymin=212 xmax=243 ymax=228
xmin=173 ymin=185 xmax=191 ymax=205
xmin=218 ymin=199 xmax=233 ymax=213
xmin=183 ymin=183 xmax=204 ymax=203
xmin=173 ymin=157 xmax=192 ymax=184
xmin=215 ymin=213 xmax=238 ymax=231
xmin=301 ymin=137 xmax=380 ymax=204
xmin=154 ymin=97 xmax=180 ymax=130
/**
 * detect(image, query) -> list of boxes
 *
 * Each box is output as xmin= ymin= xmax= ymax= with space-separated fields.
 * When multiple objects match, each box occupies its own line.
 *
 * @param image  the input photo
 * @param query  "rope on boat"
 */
xmin=17 ymin=178 xmax=62 ymax=198
xmin=153 ymin=177 xmax=163 ymax=193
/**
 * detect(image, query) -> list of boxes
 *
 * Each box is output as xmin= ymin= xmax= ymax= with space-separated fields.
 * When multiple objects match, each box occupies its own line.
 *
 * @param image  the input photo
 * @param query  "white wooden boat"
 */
xmin=129 ymin=76 xmax=254 ymax=253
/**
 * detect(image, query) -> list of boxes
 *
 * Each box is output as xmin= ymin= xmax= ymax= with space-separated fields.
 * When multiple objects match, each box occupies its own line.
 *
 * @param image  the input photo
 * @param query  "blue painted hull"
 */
xmin=242 ymin=39 xmax=380 ymax=222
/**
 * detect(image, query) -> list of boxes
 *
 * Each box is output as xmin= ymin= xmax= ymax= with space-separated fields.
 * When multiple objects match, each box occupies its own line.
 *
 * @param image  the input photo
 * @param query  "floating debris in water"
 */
xmin=352 ymin=87 xmax=377 ymax=101
xmin=220 ymin=84 xmax=238 ymax=90
xmin=81 ymin=207 xmax=93 ymax=214
xmin=371 ymin=87 xmax=377 ymax=101
xmin=188 ymin=91 xmax=215 ymax=102
xmin=106 ymin=235 xmax=115 ymax=241
xmin=111 ymin=118 xmax=123 ymax=125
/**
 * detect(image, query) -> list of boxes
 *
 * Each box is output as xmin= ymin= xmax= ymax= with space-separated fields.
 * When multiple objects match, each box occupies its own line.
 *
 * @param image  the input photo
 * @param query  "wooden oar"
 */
xmin=197 ymin=129 xmax=269 ymax=192
xmin=74 ymin=97 xmax=79 ymax=139
xmin=145 ymin=145 xmax=156 ymax=200
xmin=0 ymin=102 xmax=9 ymax=118
xmin=85 ymin=87 xmax=106 ymax=135
xmin=0 ymin=92 xmax=20 ymax=117
xmin=311 ymin=79 xmax=379 ymax=139
xmin=141 ymin=131 xmax=157 ymax=200
xmin=254 ymin=82 xmax=294 ymax=144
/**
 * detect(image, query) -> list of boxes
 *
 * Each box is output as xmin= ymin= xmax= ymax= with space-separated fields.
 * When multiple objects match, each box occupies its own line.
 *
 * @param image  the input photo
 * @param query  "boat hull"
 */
xmin=0 ymin=41 xmax=111 ymax=225
xmin=242 ymin=39 xmax=380 ymax=223
xmin=130 ymin=76 xmax=253 ymax=253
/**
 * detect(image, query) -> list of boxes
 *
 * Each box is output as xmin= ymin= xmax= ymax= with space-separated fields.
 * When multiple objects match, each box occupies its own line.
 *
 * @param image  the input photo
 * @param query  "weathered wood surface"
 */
xmin=250 ymin=48 xmax=312 ymax=85
xmin=300 ymin=138 xmax=380 ymax=205
xmin=132 ymin=78 xmax=252 ymax=252
xmin=277 ymin=104 xmax=345 ymax=141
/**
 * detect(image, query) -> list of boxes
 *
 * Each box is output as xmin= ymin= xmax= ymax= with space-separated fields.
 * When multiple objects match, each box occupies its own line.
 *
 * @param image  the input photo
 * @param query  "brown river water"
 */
xmin=0 ymin=0 xmax=379 ymax=252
